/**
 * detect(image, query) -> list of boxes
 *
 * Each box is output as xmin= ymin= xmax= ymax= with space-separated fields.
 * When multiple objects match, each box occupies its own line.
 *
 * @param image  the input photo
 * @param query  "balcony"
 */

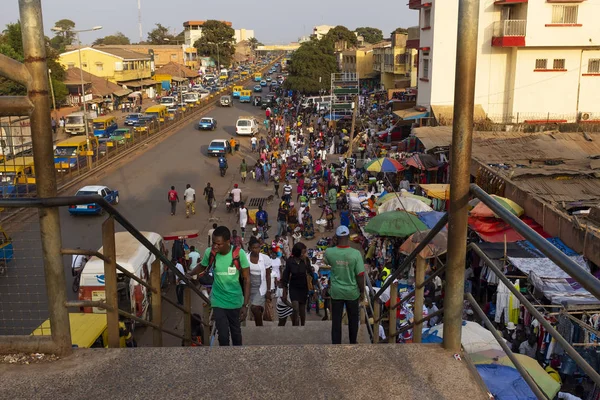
xmin=409 ymin=0 xmax=421 ymax=10
xmin=384 ymin=63 xmax=408 ymax=75
xmin=494 ymin=0 xmax=527 ymax=4
xmin=491 ymin=20 xmax=526 ymax=47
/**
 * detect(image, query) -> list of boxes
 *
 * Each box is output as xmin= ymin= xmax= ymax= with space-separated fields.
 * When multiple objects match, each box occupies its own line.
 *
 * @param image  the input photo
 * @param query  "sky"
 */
xmin=1 ymin=0 xmax=418 ymax=45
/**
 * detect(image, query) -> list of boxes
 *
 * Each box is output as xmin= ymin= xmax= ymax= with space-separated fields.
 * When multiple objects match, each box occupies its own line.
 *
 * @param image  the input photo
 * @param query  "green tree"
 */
xmin=193 ymin=20 xmax=235 ymax=67
xmin=0 ymin=21 xmax=68 ymax=106
xmin=49 ymin=18 xmax=76 ymax=52
xmin=393 ymin=27 xmax=409 ymax=35
xmin=284 ymin=39 xmax=338 ymax=94
xmin=93 ymin=32 xmax=131 ymax=46
xmin=322 ymin=25 xmax=358 ymax=49
xmin=146 ymin=23 xmax=175 ymax=45
xmin=355 ymin=27 xmax=383 ymax=44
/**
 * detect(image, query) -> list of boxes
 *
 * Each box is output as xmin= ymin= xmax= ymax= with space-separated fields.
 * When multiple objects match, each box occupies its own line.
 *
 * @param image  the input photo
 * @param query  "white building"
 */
xmin=234 ymin=29 xmax=255 ymax=43
xmin=313 ymin=25 xmax=336 ymax=40
xmin=408 ymin=0 xmax=600 ymax=123
xmin=183 ymin=21 xmax=253 ymax=45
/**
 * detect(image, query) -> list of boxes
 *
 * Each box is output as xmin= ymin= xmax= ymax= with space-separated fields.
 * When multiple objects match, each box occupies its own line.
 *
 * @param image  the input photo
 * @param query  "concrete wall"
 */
xmin=60 ymin=49 xmax=151 ymax=83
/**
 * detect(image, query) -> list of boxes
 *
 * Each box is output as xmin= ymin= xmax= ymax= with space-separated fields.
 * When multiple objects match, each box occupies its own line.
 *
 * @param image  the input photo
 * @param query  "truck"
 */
xmin=0 ymin=117 xmax=34 ymax=161
xmin=182 ymin=92 xmax=199 ymax=106
xmin=65 ymin=111 xmax=96 ymax=136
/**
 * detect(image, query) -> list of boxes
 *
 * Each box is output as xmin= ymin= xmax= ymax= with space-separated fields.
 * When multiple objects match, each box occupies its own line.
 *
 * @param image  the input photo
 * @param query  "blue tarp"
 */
xmin=476 ymin=364 xmax=537 ymax=400
xmin=416 ymin=211 xmax=447 ymax=230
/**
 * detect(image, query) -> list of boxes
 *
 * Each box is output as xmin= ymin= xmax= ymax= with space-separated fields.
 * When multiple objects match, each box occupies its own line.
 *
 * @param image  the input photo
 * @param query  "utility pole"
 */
xmin=347 ymin=95 xmax=358 ymax=157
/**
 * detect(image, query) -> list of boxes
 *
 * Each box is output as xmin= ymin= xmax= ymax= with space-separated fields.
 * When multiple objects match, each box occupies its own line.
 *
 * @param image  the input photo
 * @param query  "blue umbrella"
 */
xmin=416 ymin=211 xmax=447 ymax=230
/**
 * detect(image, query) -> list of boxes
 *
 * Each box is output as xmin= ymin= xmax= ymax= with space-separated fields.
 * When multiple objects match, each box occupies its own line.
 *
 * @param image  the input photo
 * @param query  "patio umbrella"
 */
xmin=471 ymin=353 xmax=561 ymax=399
xmin=364 ymin=211 xmax=428 ymax=237
xmin=365 ymin=157 xmax=404 ymax=173
xmin=416 ymin=211 xmax=447 ymax=230
xmin=470 ymin=195 xmax=524 ymax=218
xmin=422 ymin=321 xmax=505 ymax=353
xmin=399 ymin=229 xmax=448 ymax=259
xmin=377 ymin=191 xmax=432 ymax=206
xmin=378 ymin=196 xmax=433 ymax=214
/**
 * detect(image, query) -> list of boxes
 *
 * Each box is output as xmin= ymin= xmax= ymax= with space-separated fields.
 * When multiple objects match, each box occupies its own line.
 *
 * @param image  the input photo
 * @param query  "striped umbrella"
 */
xmin=470 ymin=195 xmax=524 ymax=218
xmin=365 ymin=157 xmax=404 ymax=173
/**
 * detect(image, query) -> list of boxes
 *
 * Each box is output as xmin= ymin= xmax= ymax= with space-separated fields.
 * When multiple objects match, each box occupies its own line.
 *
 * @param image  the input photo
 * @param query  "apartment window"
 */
xmin=422 ymin=58 xmax=429 ymax=78
xmin=588 ymin=59 xmax=600 ymax=73
xmin=396 ymin=54 xmax=409 ymax=64
xmin=423 ymin=8 xmax=431 ymax=28
xmin=553 ymin=59 xmax=565 ymax=70
xmin=535 ymin=59 xmax=548 ymax=70
xmin=551 ymin=5 xmax=578 ymax=24
xmin=82 ymin=63 xmax=87 ymax=68
xmin=123 ymin=62 xmax=129 ymax=71
xmin=67 ymin=62 xmax=75 ymax=68
xmin=95 ymin=62 xmax=103 ymax=72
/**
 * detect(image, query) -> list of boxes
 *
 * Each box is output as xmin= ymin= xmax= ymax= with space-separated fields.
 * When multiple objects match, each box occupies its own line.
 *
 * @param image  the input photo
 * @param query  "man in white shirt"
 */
xmin=188 ymin=246 xmax=201 ymax=280
xmin=184 ymin=184 xmax=196 ymax=218
xmin=282 ymin=181 xmax=293 ymax=202
xmin=230 ymin=184 xmax=242 ymax=214
xmin=251 ymin=136 xmax=258 ymax=152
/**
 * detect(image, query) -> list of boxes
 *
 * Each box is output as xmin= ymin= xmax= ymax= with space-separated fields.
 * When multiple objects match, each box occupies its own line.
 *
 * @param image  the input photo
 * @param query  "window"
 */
xmin=588 ymin=59 xmax=600 ymax=73
xmin=123 ymin=62 xmax=129 ymax=71
xmin=67 ymin=62 xmax=75 ymax=68
xmin=396 ymin=53 xmax=409 ymax=64
xmin=82 ymin=63 xmax=87 ymax=68
xmin=422 ymin=58 xmax=429 ymax=78
xmin=553 ymin=59 xmax=565 ymax=70
xmin=551 ymin=5 xmax=578 ymax=24
xmin=535 ymin=59 xmax=548 ymax=70
xmin=95 ymin=62 xmax=103 ymax=72
xmin=423 ymin=8 xmax=431 ymax=27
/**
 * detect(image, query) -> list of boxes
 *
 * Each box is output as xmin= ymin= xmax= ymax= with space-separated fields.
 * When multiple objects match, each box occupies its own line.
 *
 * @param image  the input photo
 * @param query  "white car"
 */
xmin=160 ymin=96 xmax=176 ymax=108
xmin=235 ymin=117 xmax=259 ymax=136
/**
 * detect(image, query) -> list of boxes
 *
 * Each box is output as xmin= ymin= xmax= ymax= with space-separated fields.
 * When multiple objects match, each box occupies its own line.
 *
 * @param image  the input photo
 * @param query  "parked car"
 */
xmin=266 ymin=77 xmax=272 ymax=82
xmin=253 ymin=85 xmax=262 ymax=92
xmin=124 ymin=113 xmax=144 ymax=126
xmin=198 ymin=117 xmax=217 ymax=130
xmin=207 ymin=139 xmax=231 ymax=157
xmin=260 ymin=80 xmax=267 ymax=87
xmin=68 ymin=185 xmax=119 ymax=216
xmin=376 ymin=126 xmax=411 ymax=142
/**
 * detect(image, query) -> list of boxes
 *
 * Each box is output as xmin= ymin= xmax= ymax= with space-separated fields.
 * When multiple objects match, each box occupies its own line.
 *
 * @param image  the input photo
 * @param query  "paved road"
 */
xmin=0 ymin=78 xmax=280 ymax=336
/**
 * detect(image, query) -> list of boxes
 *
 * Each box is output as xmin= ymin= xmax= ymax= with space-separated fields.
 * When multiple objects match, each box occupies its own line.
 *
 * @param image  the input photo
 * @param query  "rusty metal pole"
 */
xmin=443 ymin=0 xmax=480 ymax=352
xmin=102 ymin=217 xmax=120 ymax=348
xmin=20 ymin=0 xmax=72 ymax=355
xmin=413 ymin=255 xmax=426 ymax=343
xmin=150 ymin=259 xmax=163 ymax=347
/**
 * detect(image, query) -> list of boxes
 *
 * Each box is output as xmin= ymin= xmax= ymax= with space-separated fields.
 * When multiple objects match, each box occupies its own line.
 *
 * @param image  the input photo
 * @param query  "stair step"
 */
xmin=239 ymin=320 xmax=371 ymax=345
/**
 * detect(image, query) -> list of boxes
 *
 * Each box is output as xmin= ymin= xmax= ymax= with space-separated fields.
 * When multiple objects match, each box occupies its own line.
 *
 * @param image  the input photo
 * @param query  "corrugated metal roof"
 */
xmin=154 ymin=62 xmax=199 ymax=78
xmin=96 ymin=47 xmax=150 ymax=60
xmin=64 ymin=67 xmax=122 ymax=97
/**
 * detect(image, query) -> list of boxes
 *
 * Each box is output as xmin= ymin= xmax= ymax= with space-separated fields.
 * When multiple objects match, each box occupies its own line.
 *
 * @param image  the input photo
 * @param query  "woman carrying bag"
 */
xmin=246 ymin=237 xmax=272 ymax=326
xmin=281 ymin=242 xmax=311 ymax=326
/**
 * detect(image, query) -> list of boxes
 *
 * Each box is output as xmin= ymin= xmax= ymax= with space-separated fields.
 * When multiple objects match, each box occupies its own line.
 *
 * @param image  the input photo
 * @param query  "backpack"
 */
xmin=168 ymin=190 xmax=177 ymax=201
xmin=198 ymin=246 xmax=242 ymax=286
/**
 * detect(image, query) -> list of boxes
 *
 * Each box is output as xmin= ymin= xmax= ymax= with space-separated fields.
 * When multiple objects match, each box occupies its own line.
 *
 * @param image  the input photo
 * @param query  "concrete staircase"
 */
xmin=240 ymin=320 xmax=371 ymax=345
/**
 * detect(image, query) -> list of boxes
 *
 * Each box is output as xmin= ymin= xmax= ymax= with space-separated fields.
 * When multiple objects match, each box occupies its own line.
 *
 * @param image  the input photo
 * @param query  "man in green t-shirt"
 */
xmin=189 ymin=226 xmax=250 ymax=346
xmin=324 ymin=225 xmax=365 ymax=344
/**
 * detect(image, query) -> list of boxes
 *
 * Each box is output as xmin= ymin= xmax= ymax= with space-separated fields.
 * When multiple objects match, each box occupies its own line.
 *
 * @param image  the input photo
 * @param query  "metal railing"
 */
xmin=493 ymin=19 xmax=526 ymax=37
xmin=0 ymin=194 xmax=212 ymax=353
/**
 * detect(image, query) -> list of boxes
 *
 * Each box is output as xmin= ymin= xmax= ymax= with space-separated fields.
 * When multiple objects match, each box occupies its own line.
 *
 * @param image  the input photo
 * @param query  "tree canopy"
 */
xmin=93 ymin=32 xmax=130 ymax=46
xmin=355 ymin=27 xmax=383 ymax=44
xmin=146 ymin=23 xmax=176 ymax=45
xmin=0 ymin=22 xmax=68 ymax=106
xmin=322 ymin=25 xmax=358 ymax=48
xmin=193 ymin=20 xmax=235 ymax=68
xmin=49 ymin=18 xmax=76 ymax=52
xmin=284 ymin=39 xmax=337 ymax=94
xmin=392 ymin=27 xmax=409 ymax=35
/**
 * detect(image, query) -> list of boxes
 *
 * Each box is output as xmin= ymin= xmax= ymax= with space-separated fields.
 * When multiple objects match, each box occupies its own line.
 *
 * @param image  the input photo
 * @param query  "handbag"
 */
xmin=197 ymin=268 xmax=214 ymax=285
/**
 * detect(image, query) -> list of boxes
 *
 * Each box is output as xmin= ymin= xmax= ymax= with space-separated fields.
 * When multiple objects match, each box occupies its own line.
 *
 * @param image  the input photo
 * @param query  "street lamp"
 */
xmin=51 ymin=25 xmax=102 ymax=169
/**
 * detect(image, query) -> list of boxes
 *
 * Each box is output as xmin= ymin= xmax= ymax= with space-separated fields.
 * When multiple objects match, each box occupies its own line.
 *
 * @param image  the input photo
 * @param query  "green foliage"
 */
xmin=49 ymin=19 xmax=76 ymax=51
xmin=393 ymin=27 xmax=409 ymax=35
xmin=355 ymin=27 xmax=384 ymax=44
xmin=93 ymin=32 xmax=131 ymax=46
xmin=193 ymin=20 xmax=235 ymax=67
xmin=284 ymin=40 xmax=337 ymax=94
xmin=0 ymin=21 xmax=67 ymax=103
xmin=322 ymin=25 xmax=358 ymax=48
xmin=147 ymin=23 xmax=176 ymax=45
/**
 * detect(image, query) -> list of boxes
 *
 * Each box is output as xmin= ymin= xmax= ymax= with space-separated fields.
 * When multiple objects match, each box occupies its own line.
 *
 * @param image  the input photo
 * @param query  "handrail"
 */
xmin=470 ymin=184 xmax=600 ymax=300
xmin=0 ymin=194 xmax=211 ymax=305
xmin=465 ymin=293 xmax=548 ymax=400
xmin=373 ymin=212 xmax=448 ymax=302
xmin=469 ymin=242 xmax=600 ymax=386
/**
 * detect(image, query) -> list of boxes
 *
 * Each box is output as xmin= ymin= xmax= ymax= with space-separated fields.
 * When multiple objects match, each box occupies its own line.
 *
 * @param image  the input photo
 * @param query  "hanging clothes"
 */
xmin=508 ymin=280 xmax=521 ymax=324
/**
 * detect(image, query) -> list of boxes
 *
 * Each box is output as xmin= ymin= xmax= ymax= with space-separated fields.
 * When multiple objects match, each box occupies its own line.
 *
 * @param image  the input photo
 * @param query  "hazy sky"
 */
xmin=2 ymin=0 xmax=417 ymax=44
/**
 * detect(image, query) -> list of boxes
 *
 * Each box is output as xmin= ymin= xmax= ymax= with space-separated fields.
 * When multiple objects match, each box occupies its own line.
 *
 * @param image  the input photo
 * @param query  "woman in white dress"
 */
xmin=246 ymin=237 xmax=272 ymax=326
xmin=239 ymin=201 xmax=248 ymax=239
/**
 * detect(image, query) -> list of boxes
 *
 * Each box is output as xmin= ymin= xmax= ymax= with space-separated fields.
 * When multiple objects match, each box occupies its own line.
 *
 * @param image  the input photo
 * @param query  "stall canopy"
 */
xmin=377 ymin=196 xmax=433 ymax=214
xmin=405 ymin=153 xmax=440 ymax=170
xmin=468 ymin=216 xmax=550 ymax=243
xmin=393 ymin=108 xmax=429 ymax=121
xmin=419 ymin=184 xmax=450 ymax=200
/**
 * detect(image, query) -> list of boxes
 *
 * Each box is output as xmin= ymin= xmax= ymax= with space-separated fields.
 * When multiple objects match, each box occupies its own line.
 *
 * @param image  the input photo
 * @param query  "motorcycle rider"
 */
xmin=218 ymin=156 xmax=228 ymax=176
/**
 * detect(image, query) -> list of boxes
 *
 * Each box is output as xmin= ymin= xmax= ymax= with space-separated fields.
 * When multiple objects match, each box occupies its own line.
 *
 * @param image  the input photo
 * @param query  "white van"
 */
xmin=236 ymin=116 xmax=259 ymax=136
xmin=301 ymin=95 xmax=333 ymax=109
xmin=160 ymin=96 xmax=176 ymax=108
xmin=78 ymin=231 xmax=167 ymax=322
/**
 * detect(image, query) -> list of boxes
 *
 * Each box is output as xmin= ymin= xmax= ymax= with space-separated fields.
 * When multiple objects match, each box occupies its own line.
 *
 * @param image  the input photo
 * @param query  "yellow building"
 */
xmin=341 ymin=45 xmax=375 ymax=80
xmin=373 ymin=33 xmax=417 ymax=90
xmin=59 ymin=47 xmax=153 ymax=86
xmin=93 ymin=44 xmax=185 ymax=68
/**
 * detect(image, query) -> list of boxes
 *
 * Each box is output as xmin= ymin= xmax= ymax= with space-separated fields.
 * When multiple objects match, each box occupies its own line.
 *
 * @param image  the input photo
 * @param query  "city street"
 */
xmin=0 ymin=79 xmax=280 ymax=337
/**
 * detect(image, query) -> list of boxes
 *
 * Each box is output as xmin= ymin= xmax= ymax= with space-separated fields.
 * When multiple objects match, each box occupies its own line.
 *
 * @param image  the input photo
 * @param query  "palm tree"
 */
xmin=248 ymin=37 xmax=259 ymax=51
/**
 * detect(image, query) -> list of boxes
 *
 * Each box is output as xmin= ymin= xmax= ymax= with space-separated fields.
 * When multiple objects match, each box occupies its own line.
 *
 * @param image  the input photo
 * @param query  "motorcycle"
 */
xmin=225 ymin=193 xmax=233 ymax=213
xmin=219 ymin=165 xmax=227 ymax=177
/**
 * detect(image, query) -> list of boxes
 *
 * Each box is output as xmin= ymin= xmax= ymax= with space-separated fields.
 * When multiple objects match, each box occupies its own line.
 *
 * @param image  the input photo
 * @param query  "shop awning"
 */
xmin=419 ymin=184 xmax=450 ymax=200
xmin=113 ymin=89 xmax=132 ymax=97
xmin=393 ymin=108 xmax=429 ymax=120
xmin=171 ymin=76 xmax=188 ymax=83
xmin=124 ymin=79 xmax=157 ymax=87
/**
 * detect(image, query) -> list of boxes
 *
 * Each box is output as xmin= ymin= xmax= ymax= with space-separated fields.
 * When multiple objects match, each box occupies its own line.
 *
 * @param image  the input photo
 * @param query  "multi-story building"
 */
xmin=313 ymin=25 xmax=336 ymax=40
xmin=234 ymin=29 xmax=255 ymax=43
xmin=59 ymin=47 xmax=153 ymax=86
xmin=93 ymin=44 xmax=184 ymax=68
xmin=373 ymin=33 xmax=417 ymax=90
xmin=409 ymin=0 xmax=600 ymax=123
xmin=183 ymin=21 xmax=234 ymax=47
xmin=341 ymin=45 xmax=375 ymax=80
